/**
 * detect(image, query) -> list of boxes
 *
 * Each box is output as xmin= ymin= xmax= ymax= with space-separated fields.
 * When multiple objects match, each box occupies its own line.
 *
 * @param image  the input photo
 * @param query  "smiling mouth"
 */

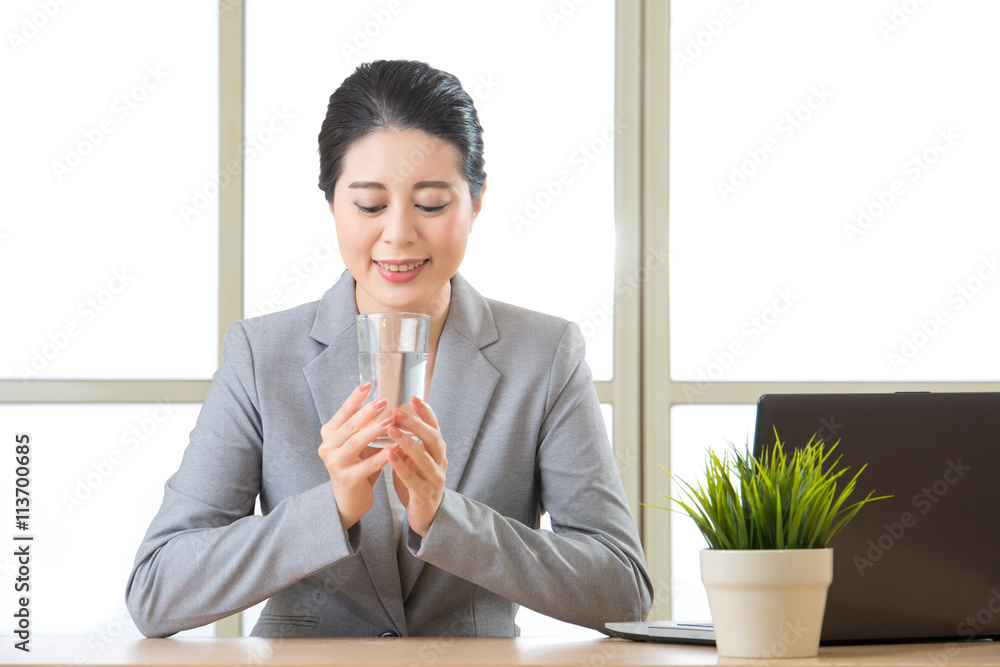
xmin=375 ymin=259 xmax=427 ymax=272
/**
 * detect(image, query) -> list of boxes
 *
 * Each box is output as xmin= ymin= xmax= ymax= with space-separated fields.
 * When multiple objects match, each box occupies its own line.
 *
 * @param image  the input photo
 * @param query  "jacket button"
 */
xmin=380 ymin=631 xmax=399 ymax=637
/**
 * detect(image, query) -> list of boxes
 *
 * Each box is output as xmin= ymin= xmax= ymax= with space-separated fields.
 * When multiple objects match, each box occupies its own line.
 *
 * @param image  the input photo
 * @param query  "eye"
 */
xmin=416 ymin=203 xmax=449 ymax=213
xmin=354 ymin=203 xmax=384 ymax=215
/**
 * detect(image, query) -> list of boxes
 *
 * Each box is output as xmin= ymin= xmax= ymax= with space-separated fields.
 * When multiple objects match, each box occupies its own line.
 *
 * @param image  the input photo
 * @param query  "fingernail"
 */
xmin=393 ymin=409 xmax=409 ymax=422
xmin=372 ymin=397 xmax=388 ymax=409
xmin=360 ymin=381 xmax=372 ymax=392
xmin=387 ymin=425 xmax=401 ymax=438
xmin=378 ymin=416 xmax=394 ymax=427
xmin=411 ymin=396 xmax=426 ymax=408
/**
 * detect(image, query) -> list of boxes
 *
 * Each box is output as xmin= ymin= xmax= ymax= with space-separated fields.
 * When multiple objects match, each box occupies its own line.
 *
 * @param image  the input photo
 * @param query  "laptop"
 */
xmin=607 ymin=392 xmax=1000 ymax=645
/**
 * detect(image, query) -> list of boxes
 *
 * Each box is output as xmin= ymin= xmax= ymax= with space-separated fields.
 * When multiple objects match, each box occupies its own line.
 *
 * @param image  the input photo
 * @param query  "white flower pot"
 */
xmin=700 ymin=548 xmax=833 ymax=659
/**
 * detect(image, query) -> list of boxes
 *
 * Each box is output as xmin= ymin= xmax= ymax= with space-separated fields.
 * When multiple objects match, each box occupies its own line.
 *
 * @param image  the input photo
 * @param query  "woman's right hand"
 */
xmin=317 ymin=381 xmax=394 ymax=530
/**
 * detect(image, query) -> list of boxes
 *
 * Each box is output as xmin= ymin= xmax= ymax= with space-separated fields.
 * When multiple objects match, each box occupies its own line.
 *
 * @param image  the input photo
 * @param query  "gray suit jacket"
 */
xmin=126 ymin=270 xmax=652 ymax=638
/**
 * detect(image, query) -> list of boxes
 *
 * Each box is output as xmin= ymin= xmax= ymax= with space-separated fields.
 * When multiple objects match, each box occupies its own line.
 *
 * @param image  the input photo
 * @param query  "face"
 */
xmin=331 ymin=128 xmax=483 ymax=316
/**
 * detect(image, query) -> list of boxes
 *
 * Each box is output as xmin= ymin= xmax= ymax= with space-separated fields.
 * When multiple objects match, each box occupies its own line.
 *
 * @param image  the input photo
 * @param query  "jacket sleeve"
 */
xmin=405 ymin=321 xmax=653 ymax=630
xmin=124 ymin=322 xmax=357 ymax=637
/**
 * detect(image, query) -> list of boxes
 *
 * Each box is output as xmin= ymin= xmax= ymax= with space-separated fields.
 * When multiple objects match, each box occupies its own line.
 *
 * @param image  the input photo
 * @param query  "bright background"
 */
xmin=1 ymin=0 xmax=998 ymax=647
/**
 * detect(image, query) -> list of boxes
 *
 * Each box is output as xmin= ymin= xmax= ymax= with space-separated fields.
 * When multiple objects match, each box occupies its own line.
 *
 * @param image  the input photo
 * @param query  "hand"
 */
xmin=317 ymin=382 xmax=393 ymax=530
xmin=386 ymin=396 xmax=448 ymax=538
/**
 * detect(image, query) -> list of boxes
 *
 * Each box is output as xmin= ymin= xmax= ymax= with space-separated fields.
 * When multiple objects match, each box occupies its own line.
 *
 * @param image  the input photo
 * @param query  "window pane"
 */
xmin=0 ymin=404 xmax=212 ymax=638
xmin=0 ymin=1 xmax=218 ymax=380
xmin=668 ymin=404 xmax=757 ymax=622
xmin=669 ymin=1 xmax=1000 ymax=381
xmin=245 ymin=0 xmax=616 ymax=380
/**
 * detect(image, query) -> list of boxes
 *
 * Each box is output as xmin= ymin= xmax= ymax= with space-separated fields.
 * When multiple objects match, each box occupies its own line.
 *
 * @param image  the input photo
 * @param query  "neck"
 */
xmin=354 ymin=278 xmax=452 ymax=350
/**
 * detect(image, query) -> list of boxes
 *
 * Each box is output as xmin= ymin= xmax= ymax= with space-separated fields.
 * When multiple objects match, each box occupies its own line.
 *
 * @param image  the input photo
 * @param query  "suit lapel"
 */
xmin=302 ymin=270 xmax=501 ymax=625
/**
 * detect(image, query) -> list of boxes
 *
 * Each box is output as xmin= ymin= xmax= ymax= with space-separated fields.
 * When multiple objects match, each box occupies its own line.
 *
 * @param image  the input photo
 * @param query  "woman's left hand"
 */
xmin=386 ymin=396 xmax=448 ymax=538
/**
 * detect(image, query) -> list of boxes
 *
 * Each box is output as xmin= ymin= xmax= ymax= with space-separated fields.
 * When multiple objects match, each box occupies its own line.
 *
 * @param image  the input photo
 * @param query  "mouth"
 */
xmin=374 ymin=259 xmax=428 ymax=272
xmin=373 ymin=258 xmax=428 ymax=283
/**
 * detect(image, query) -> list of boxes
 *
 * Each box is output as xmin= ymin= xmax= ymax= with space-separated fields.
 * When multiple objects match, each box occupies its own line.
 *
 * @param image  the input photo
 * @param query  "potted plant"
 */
xmin=653 ymin=433 xmax=888 ymax=659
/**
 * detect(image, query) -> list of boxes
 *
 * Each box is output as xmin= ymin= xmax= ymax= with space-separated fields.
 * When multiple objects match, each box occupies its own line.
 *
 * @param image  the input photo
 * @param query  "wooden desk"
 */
xmin=2 ymin=636 xmax=999 ymax=667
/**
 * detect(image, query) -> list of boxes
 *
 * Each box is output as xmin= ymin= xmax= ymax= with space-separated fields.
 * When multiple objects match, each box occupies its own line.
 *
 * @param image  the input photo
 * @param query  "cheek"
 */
xmin=427 ymin=216 xmax=472 ymax=254
xmin=333 ymin=212 xmax=373 ymax=252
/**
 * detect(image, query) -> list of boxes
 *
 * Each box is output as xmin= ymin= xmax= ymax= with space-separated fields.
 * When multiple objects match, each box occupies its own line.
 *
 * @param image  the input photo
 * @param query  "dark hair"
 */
xmin=318 ymin=59 xmax=486 ymax=204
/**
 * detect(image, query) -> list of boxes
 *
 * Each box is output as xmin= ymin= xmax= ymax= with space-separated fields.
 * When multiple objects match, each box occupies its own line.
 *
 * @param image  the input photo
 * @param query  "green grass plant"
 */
xmin=651 ymin=431 xmax=889 ymax=550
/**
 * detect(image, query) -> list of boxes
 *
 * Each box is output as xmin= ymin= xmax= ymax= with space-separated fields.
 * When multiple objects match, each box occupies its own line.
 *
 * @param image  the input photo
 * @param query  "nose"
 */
xmin=380 ymin=202 xmax=418 ymax=247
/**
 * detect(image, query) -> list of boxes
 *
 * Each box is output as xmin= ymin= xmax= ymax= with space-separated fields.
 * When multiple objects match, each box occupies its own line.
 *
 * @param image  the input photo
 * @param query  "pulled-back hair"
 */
xmin=318 ymin=59 xmax=486 ymax=204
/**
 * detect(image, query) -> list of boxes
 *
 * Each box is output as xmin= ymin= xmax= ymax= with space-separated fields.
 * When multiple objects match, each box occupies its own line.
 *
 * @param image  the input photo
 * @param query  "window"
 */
xmin=1 ymin=0 xmax=219 ymax=381
xmin=1 ymin=0 xmax=638 ymax=639
xmin=660 ymin=0 xmax=1000 ymax=622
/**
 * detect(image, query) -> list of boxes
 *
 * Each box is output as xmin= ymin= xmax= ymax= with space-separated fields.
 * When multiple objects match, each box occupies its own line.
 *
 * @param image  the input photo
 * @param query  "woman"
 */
xmin=126 ymin=59 xmax=652 ymax=638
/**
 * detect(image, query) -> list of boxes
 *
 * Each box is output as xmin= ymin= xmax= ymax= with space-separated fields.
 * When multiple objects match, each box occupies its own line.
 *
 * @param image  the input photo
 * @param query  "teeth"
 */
xmin=378 ymin=259 xmax=426 ymax=272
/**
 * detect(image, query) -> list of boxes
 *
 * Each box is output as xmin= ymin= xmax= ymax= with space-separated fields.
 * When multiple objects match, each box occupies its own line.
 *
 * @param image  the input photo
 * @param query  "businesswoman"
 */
xmin=126 ymin=59 xmax=653 ymax=638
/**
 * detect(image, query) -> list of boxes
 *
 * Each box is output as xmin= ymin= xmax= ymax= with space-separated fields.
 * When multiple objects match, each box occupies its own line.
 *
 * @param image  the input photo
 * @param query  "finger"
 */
xmin=388 ymin=446 xmax=439 ymax=502
xmin=395 ymin=406 xmax=444 ymax=465
xmin=387 ymin=445 xmax=422 ymax=484
xmin=410 ymin=396 xmax=440 ymax=430
xmin=340 ymin=413 xmax=394 ymax=460
xmin=341 ymin=396 xmax=390 ymax=437
xmin=324 ymin=402 xmax=389 ymax=465
xmin=340 ymin=446 xmax=391 ymax=488
xmin=387 ymin=425 xmax=438 ymax=476
xmin=324 ymin=382 xmax=372 ymax=431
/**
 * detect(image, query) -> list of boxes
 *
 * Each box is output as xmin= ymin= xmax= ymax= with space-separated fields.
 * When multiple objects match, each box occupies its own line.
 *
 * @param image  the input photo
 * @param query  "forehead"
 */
xmin=341 ymin=128 xmax=463 ymax=184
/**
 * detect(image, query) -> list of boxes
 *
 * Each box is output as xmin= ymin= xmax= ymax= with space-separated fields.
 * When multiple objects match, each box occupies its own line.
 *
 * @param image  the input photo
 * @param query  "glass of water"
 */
xmin=356 ymin=312 xmax=431 ymax=447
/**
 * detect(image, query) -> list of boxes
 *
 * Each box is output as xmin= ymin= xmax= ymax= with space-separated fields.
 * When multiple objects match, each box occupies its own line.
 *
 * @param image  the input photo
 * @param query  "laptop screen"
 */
xmin=752 ymin=392 xmax=1000 ymax=644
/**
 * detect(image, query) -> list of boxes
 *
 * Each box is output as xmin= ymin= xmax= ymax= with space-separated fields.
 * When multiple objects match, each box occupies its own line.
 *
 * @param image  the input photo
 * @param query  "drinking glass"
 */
xmin=356 ymin=312 xmax=430 ymax=447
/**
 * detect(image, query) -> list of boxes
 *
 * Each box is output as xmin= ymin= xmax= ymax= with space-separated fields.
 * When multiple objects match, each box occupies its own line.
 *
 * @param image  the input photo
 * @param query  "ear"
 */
xmin=471 ymin=180 xmax=487 ymax=227
xmin=328 ymin=199 xmax=336 ymax=215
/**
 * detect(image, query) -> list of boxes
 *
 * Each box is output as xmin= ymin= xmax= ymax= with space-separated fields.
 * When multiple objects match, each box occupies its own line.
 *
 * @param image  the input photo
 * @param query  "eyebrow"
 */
xmin=347 ymin=180 xmax=456 ymax=191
